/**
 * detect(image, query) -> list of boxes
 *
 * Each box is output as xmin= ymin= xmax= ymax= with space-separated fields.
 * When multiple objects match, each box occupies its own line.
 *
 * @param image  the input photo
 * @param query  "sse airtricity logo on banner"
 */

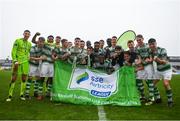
xmin=68 ymin=68 xmax=118 ymax=98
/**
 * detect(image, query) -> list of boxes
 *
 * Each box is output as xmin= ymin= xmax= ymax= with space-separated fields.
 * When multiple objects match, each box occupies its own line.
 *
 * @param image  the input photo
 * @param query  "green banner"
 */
xmin=52 ymin=61 xmax=141 ymax=106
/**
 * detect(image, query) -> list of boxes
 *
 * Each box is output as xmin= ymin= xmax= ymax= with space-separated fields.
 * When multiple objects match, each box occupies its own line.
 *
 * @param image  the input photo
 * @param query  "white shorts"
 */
xmin=136 ymin=70 xmax=147 ymax=80
xmin=40 ymin=62 xmax=54 ymax=77
xmin=144 ymin=64 xmax=154 ymax=80
xmin=29 ymin=64 xmax=40 ymax=77
xmin=113 ymin=64 xmax=120 ymax=71
xmin=155 ymin=69 xmax=172 ymax=80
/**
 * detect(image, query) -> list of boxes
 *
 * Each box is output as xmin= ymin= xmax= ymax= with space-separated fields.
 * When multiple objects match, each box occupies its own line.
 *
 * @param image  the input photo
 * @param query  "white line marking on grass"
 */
xmin=97 ymin=106 xmax=107 ymax=121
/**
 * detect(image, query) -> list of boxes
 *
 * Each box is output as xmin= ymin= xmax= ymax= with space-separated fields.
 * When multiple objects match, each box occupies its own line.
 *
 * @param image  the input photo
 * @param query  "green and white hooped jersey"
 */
xmin=93 ymin=49 xmax=105 ymax=63
xmin=78 ymin=48 xmax=87 ymax=59
xmin=150 ymin=47 xmax=171 ymax=72
xmin=29 ymin=45 xmax=42 ymax=66
xmin=109 ymin=46 xmax=116 ymax=57
xmin=68 ymin=46 xmax=82 ymax=64
xmin=41 ymin=45 xmax=54 ymax=63
xmin=135 ymin=43 xmax=151 ymax=66
xmin=53 ymin=47 xmax=70 ymax=58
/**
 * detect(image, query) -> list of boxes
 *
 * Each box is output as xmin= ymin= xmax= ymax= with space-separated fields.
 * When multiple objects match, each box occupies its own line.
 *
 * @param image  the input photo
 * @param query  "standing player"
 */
xmin=79 ymin=40 xmax=87 ymax=65
xmin=111 ymin=45 xmax=124 ymax=70
xmin=92 ymin=41 xmax=111 ymax=73
xmin=86 ymin=40 xmax=92 ymax=48
xmin=25 ymin=37 xmax=45 ymax=99
xmin=55 ymin=36 xmax=61 ymax=48
xmin=109 ymin=36 xmax=117 ymax=54
xmin=32 ymin=33 xmax=55 ymax=48
xmin=127 ymin=40 xmax=137 ymax=63
xmin=104 ymin=38 xmax=112 ymax=50
xmin=127 ymin=40 xmax=148 ymax=102
xmin=135 ymin=34 xmax=155 ymax=104
xmin=6 ymin=30 xmax=32 ymax=101
xmin=68 ymin=37 xmax=82 ymax=65
xmin=108 ymin=36 xmax=118 ymax=72
xmin=68 ymin=41 xmax=73 ymax=48
xmin=52 ymin=39 xmax=70 ymax=61
xmin=99 ymin=40 xmax=105 ymax=52
xmin=148 ymin=38 xmax=173 ymax=107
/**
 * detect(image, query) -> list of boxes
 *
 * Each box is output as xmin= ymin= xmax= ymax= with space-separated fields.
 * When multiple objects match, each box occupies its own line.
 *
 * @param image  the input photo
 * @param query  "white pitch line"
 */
xmin=97 ymin=106 xmax=107 ymax=121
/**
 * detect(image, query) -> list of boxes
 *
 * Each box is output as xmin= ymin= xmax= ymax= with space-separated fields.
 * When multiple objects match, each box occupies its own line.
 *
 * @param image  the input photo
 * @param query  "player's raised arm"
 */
xmin=32 ymin=32 xmax=40 ymax=44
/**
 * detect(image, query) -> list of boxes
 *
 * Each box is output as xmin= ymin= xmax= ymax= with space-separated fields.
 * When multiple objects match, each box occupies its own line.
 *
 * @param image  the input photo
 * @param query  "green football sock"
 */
xmin=154 ymin=86 xmax=161 ymax=99
xmin=25 ymin=79 xmax=31 ymax=96
xmin=34 ymin=80 xmax=39 ymax=93
xmin=47 ymin=83 xmax=52 ymax=93
xmin=146 ymin=80 xmax=154 ymax=100
xmin=136 ymin=79 xmax=145 ymax=97
xmin=38 ymin=81 xmax=43 ymax=96
xmin=20 ymin=81 xmax=26 ymax=96
xmin=166 ymin=89 xmax=173 ymax=103
xmin=8 ymin=82 xmax=15 ymax=97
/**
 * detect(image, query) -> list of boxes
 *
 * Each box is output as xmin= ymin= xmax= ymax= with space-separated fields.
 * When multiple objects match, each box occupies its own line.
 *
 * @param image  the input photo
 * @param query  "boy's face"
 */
xmin=149 ymin=42 xmax=157 ymax=51
xmin=48 ymin=37 xmax=54 ymax=43
xmin=111 ymin=39 xmax=117 ymax=47
xmin=124 ymin=54 xmax=130 ymax=61
xmin=55 ymin=37 xmax=61 ymax=44
xmin=23 ymin=31 xmax=31 ymax=40
xmin=63 ymin=41 xmax=69 ymax=48
xmin=115 ymin=49 xmax=121 ymax=55
xmin=68 ymin=42 xmax=73 ymax=47
xmin=99 ymin=41 xmax=104 ymax=47
xmin=38 ymin=39 xmax=45 ymax=48
xmin=94 ymin=43 xmax=100 ymax=50
xmin=127 ymin=42 xmax=134 ymax=49
xmin=80 ymin=42 xmax=85 ymax=49
xmin=136 ymin=37 xmax=144 ymax=46
xmin=107 ymin=39 xmax=111 ymax=46
xmin=74 ymin=39 xmax=80 ymax=46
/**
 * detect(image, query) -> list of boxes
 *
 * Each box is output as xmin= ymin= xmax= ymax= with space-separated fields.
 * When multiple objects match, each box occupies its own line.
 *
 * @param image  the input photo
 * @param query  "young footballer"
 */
xmin=148 ymin=38 xmax=173 ymax=107
xmin=135 ymin=34 xmax=155 ymax=104
xmin=6 ymin=30 xmax=32 ymax=101
xmin=25 ymin=37 xmax=45 ymax=99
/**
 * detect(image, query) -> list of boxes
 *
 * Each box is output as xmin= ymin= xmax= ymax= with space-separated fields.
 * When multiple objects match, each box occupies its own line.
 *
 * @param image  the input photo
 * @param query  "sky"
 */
xmin=0 ymin=0 xmax=180 ymax=59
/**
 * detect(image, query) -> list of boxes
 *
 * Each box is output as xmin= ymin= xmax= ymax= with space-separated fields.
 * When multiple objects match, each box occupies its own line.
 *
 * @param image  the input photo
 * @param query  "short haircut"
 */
xmin=61 ymin=39 xmax=68 ymax=43
xmin=80 ymin=40 xmax=85 ymax=43
xmin=48 ymin=35 xmax=54 ymax=39
xmin=39 ymin=37 xmax=45 ymax=41
xmin=75 ymin=37 xmax=81 ymax=40
xmin=112 ymin=36 xmax=117 ymax=39
xmin=99 ymin=40 xmax=104 ymax=42
xmin=124 ymin=51 xmax=131 ymax=55
xmin=24 ymin=30 xmax=30 ymax=33
xmin=136 ymin=34 xmax=143 ymax=39
xmin=106 ymin=38 xmax=112 ymax=41
xmin=87 ymin=46 xmax=93 ymax=50
xmin=99 ymin=53 xmax=105 ymax=56
xmin=127 ymin=40 xmax=134 ymax=44
xmin=115 ymin=45 xmax=122 ymax=50
xmin=56 ymin=36 xmax=61 ymax=39
xmin=148 ymin=38 xmax=156 ymax=43
xmin=94 ymin=41 xmax=100 ymax=45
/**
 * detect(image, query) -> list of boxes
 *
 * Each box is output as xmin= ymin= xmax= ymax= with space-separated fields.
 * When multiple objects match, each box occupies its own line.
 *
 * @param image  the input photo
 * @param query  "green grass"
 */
xmin=0 ymin=70 xmax=180 ymax=120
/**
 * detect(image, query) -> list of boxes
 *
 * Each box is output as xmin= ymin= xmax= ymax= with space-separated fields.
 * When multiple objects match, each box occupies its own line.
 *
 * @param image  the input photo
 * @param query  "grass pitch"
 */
xmin=0 ymin=70 xmax=180 ymax=120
